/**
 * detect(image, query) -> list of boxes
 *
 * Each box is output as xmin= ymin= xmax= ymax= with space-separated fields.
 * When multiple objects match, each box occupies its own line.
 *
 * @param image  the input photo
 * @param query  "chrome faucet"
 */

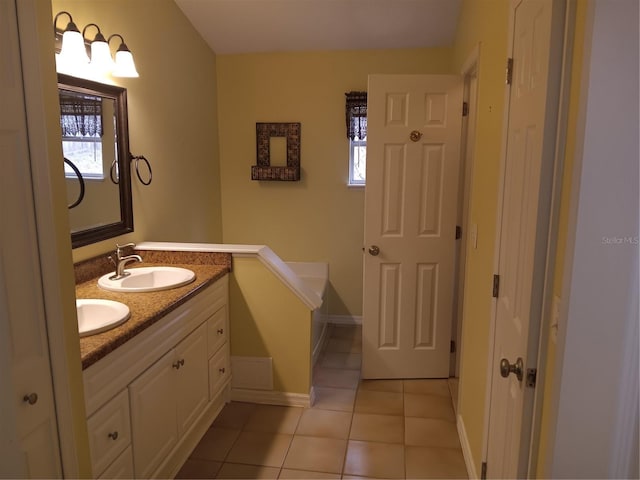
xmin=109 ymin=243 xmax=142 ymax=280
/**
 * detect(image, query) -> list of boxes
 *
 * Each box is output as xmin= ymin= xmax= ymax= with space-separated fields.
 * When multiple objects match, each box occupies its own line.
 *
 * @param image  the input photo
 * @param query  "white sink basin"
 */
xmin=76 ymin=299 xmax=130 ymax=337
xmin=97 ymin=266 xmax=196 ymax=293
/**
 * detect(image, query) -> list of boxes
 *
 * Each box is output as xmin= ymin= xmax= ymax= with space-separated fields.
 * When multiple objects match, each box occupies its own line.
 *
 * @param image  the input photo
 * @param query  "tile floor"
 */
xmin=176 ymin=324 xmax=468 ymax=479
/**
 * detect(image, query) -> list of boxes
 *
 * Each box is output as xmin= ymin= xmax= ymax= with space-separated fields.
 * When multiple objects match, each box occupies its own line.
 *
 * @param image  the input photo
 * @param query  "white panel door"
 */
xmin=0 ymin=0 xmax=62 ymax=476
xmin=486 ymin=0 xmax=559 ymax=476
xmin=363 ymin=75 xmax=463 ymax=379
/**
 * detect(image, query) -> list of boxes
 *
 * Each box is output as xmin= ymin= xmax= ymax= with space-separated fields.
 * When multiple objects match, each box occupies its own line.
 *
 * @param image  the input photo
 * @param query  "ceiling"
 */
xmin=174 ymin=0 xmax=462 ymax=55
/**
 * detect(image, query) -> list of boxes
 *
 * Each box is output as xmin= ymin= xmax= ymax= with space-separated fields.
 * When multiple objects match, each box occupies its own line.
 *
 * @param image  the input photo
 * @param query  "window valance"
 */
xmin=59 ymin=93 xmax=103 ymax=138
xmin=345 ymin=91 xmax=367 ymax=140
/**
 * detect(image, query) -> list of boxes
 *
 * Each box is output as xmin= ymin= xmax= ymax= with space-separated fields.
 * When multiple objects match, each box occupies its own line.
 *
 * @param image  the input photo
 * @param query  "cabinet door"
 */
xmin=129 ymin=350 xmax=178 ymax=478
xmin=175 ymin=323 xmax=209 ymax=437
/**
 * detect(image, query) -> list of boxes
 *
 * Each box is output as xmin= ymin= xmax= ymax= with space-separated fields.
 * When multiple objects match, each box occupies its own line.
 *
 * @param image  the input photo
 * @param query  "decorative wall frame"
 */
xmin=252 ymin=122 xmax=301 ymax=181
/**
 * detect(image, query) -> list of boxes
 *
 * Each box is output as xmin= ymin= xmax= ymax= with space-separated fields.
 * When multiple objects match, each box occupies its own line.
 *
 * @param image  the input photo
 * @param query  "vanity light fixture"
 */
xmin=108 ymin=34 xmax=139 ymax=78
xmin=53 ymin=11 xmax=139 ymax=78
xmin=82 ymin=23 xmax=114 ymax=74
xmin=54 ymin=11 xmax=89 ymax=73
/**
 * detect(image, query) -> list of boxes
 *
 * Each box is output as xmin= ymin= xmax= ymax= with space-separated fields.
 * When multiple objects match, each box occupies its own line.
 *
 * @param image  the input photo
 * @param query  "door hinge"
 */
xmin=462 ymin=101 xmax=469 ymax=117
xmin=492 ymin=274 xmax=500 ymax=298
xmin=455 ymin=225 xmax=462 ymax=239
xmin=506 ymin=57 xmax=514 ymax=85
xmin=481 ymin=461 xmax=488 ymax=479
xmin=450 ymin=340 xmax=456 ymax=353
xmin=527 ymin=368 xmax=537 ymax=388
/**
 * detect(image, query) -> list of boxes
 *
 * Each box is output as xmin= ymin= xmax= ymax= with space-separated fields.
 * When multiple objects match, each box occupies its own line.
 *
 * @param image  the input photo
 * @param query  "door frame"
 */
xmin=14 ymin=0 xmax=88 ymax=475
xmin=481 ymin=0 xmax=573 ymax=476
xmin=451 ymin=45 xmax=480 ymax=385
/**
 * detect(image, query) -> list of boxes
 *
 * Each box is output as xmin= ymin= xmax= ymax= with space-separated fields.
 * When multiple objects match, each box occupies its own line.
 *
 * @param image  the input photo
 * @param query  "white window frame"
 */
xmin=348 ymin=137 xmax=366 ymax=187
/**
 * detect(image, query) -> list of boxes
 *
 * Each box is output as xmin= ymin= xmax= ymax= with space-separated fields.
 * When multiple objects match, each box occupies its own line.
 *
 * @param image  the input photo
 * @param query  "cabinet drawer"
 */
xmin=207 ymin=306 xmax=228 ymax=357
xmin=208 ymin=344 xmax=230 ymax=400
xmin=98 ymin=445 xmax=134 ymax=479
xmin=87 ymin=390 xmax=131 ymax=476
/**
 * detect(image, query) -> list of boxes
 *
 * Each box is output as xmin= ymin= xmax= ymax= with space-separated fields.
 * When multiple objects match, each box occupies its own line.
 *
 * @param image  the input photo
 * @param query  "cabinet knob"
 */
xmin=172 ymin=359 xmax=185 ymax=369
xmin=217 ymin=328 xmax=224 ymax=335
xmin=219 ymin=367 xmax=225 ymax=374
xmin=108 ymin=431 xmax=119 ymax=441
xmin=23 ymin=393 xmax=38 ymax=405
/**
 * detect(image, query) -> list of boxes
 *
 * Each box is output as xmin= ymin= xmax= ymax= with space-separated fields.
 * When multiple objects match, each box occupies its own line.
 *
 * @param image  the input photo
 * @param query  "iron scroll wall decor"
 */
xmin=110 ymin=153 xmax=152 ymax=186
xmin=251 ymin=122 xmax=301 ymax=181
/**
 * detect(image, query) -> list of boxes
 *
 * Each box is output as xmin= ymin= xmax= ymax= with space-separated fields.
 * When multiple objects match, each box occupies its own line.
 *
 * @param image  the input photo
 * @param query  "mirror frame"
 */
xmin=58 ymin=74 xmax=134 ymax=248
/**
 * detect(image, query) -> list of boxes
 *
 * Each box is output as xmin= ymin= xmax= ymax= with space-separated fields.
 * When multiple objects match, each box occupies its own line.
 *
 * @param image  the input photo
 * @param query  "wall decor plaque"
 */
xmin=252 ymin=122 xmax=301 ymax=181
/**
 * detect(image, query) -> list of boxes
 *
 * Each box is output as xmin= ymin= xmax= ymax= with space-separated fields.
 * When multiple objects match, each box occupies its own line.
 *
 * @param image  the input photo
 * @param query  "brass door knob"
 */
xmin=499 ymin=357 xmax=524 ymax=382
xmin=410 ymin=130 xmax=423 ymax=142
xmin=368 ymin=245 xmax=380 ymax=256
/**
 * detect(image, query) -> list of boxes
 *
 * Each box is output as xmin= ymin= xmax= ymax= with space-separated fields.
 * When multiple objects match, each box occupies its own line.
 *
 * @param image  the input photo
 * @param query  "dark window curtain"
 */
xmin=59 ymin=93 xmax=103 ymax=137
xmin=345 ymin=91 xmax=367 ymax=140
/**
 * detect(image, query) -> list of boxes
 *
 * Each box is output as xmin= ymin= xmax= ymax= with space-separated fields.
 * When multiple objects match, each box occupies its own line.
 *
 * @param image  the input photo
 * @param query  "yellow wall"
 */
xmin=451 ymin=0 xmax=509 ymax=472
xmin=51 ymin=0 xmax=224 ymax=262
xmin=536 ymin=2 xmax=587 ymax=476
xmin=217 ymin=48 xmax=453 ymax=316
xmin=230 ymin=257 xmax=312 ymax=394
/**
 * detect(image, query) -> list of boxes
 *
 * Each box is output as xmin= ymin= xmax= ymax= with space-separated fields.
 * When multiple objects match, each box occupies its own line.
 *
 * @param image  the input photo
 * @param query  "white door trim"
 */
xmin=482 ymin=0 xmax=568 ymax=474
xmin=453 ymin=43 xmax=480 ymax=403
xmin=16 ymin=1 xmax=87 ymax=476
xmin=525 ymin=1 xmax=577 ymax=475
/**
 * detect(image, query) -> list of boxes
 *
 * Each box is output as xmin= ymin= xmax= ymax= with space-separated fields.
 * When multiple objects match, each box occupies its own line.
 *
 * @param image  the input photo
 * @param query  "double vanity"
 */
xmin=75 ymin=248 xmax=231 ymax=478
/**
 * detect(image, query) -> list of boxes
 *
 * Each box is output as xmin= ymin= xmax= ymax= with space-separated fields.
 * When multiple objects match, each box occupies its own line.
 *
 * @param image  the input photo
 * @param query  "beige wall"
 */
xmin=230 ymin=258 xmax=312 ymax=394
xmin=217 ymin=49 xmax=453 ymax=316
xmin=51 ymin=0 xmax=224 ymax=262
xmin=451 ymin=0 xmax=510 ymax=472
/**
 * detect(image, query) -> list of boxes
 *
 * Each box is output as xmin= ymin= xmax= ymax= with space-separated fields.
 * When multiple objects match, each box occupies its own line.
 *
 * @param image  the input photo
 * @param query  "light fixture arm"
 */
xmin=82 ymin=23 xmax=107 ymax=43
xmin=53 ymin=11 xmax=77 ymax=36
xmin=107 ymin=33 xmax=134 ymax=56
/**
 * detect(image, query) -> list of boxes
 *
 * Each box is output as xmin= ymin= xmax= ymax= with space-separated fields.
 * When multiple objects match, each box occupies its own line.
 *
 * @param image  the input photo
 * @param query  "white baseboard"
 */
xmin=328 ymin=315 xmax=363 ymax=325
xmin=457 ymin=413 xmax=478 ymax=479
xmin=231 ymin=387 xmax=312 ymax=408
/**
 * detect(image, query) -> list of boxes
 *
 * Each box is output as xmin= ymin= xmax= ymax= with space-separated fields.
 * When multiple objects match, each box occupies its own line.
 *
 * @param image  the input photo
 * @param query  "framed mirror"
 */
xmin=58 ymin=74 xmax=133 ymax=248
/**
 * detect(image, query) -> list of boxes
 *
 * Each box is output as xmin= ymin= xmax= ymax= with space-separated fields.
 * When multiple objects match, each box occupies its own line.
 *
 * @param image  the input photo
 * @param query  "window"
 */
xmin=59 ymin=92 xmax=106 ymax=179
xmin=62 ymin=137 xmax=104 ymax=179
xmin=346 ymin=91 xmax=367 ymax=186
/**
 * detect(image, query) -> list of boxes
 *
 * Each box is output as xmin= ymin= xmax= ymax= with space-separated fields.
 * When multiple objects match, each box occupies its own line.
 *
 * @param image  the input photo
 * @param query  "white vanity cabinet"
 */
xmin=82 ymin=274 xmax=230 ymax=479
xmin=129 ymin=323 xmax=208 ymax=478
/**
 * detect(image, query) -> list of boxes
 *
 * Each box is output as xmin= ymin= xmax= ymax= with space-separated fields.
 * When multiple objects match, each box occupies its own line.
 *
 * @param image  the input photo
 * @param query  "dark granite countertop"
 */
xmin=76 ymin=254 xmax=230 ymax=370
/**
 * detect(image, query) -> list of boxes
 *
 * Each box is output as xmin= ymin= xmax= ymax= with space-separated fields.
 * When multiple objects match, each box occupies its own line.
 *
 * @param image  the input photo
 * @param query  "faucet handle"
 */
xmin=115 ymin=243 xmax=136 ymax=258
